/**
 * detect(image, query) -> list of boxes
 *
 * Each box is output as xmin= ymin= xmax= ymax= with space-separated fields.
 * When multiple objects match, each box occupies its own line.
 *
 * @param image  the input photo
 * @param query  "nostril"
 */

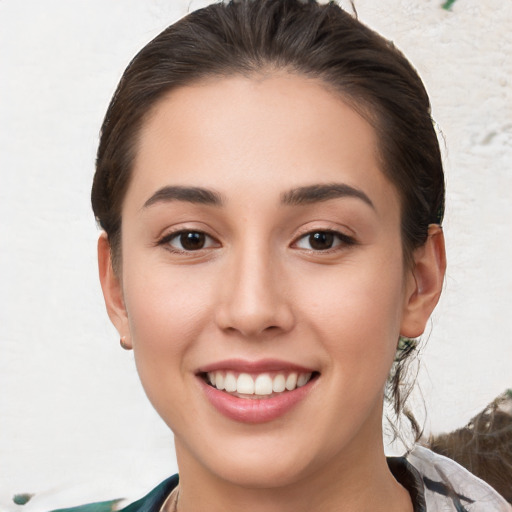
xmin=214 ymin=295 xmax=295 ymax=337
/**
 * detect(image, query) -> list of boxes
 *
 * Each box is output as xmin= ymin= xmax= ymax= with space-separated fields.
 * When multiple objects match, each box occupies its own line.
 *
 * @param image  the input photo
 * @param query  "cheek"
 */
xmin=295 ymin=254 xmax=404 ymax=374
xmin=121 ymin=262 xmax=219 ymax=426
xmin=122 ymin=261 xmax=215 ymax=362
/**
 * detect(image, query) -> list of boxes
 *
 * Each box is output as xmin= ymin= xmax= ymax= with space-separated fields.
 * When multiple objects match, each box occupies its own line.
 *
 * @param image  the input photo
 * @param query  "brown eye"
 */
xmin=179 ymin=232 xmax=205 ymax=250
xmin=162 ymin=230 xmax=218 ymax=252
xmin=294 ymin=230 xmax=355 ymax=251
xmin=309 ymin=232 xmax=334 ymax=250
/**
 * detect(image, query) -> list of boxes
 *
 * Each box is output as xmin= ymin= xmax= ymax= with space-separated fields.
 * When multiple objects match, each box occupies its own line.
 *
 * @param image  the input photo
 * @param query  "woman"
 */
xmin=91 ymin=0 xmax=511 ymax=510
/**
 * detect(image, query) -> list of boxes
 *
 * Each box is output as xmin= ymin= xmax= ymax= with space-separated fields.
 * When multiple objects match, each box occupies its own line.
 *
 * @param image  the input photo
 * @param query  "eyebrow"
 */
xmin=143 ymin=186 xmax=224 ymax=209
xmin=280 ymin=183 xmax=375 ymax=209
xmin=142 ymin=182 xmax=374 ymax=210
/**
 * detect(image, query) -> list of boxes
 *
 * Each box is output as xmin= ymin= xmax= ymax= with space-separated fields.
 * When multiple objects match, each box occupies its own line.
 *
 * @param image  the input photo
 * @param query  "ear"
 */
xmin=97 ymin=232 xmax=132 ymax=349
xmin=400 ymin=225 xmax=446 ymax=338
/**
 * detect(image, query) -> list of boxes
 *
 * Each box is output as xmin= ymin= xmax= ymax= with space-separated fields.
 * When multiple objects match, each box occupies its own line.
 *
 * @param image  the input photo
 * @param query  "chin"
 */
xmin=175 ymin=427 xmax=318 ymax=490
xmin=200 ymin=427 xmax=343 ymax=490
xmin=211 ymin=453 xmax=311 ymax=489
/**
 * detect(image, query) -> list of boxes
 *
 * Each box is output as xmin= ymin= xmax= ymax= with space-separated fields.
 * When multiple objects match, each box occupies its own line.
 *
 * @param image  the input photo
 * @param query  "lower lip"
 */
xmin=199 ymin=376 xmax=316 ymax=424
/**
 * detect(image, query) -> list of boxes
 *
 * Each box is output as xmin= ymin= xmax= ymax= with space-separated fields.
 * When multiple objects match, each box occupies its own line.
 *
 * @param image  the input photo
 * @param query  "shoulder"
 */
xmin=406 ymin=445 xmax=512 ymax=512
xmin=117 ymin=475 xmax=179 ymax=512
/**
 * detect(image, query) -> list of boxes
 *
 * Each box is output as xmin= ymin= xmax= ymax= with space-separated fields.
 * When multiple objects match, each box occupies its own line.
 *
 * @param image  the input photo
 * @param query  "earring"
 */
xmin=120 ymin=336 xmax=132 ymax=350
xmin=394 ymin=335 xmax=418 ymax=362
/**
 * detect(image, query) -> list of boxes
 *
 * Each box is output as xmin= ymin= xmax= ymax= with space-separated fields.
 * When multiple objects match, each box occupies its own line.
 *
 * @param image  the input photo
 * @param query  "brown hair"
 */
xmin=91 ymin=0 xmax=445 ymax=432
xmin=427 ymin=390 xmax=512 ymax=503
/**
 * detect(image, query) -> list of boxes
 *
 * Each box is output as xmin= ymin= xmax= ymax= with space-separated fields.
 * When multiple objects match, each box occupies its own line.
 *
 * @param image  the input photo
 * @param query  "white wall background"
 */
xmin=1 ymin=0 xmax=510 ymax=509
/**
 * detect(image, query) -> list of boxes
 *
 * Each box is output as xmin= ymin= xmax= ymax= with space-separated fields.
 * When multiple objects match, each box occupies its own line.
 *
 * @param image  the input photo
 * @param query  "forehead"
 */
xmin=127 ymin=73 xmax=399 ymax=219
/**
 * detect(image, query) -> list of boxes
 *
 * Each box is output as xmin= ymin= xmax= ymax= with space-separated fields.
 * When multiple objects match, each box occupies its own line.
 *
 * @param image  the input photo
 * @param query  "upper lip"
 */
xmin=196 ymin=358 xmax=317 ymax=374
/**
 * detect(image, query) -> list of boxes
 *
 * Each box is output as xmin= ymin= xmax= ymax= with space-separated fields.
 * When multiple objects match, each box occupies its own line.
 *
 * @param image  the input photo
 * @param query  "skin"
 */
xmin=98 ymin=73 xmax=446 ymax=512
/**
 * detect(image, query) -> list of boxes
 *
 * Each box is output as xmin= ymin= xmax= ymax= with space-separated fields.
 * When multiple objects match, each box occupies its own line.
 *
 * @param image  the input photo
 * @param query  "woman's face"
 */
xmin=101 ymin=73 xmax=427 ymax=488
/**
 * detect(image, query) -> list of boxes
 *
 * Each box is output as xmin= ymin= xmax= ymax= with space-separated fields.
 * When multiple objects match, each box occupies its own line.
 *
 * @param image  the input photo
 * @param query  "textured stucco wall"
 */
xmin=1 ymin=0 xmax=510 ymax=508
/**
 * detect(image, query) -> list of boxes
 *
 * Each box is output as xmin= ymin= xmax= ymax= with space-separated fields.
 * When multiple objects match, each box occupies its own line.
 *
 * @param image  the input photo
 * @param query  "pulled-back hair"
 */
xmin=91 ymin=0 xmax=445 ymax=437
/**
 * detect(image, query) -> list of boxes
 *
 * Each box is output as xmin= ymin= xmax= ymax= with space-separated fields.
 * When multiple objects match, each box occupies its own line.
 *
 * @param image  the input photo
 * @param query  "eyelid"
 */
xmin=291 ymin=228 xmax=357 ymax=251
xmin=157 ymin=228 xmax=221 ymax=253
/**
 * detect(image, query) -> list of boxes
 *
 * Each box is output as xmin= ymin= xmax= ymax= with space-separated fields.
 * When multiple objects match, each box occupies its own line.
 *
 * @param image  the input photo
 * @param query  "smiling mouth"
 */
xmin=200 ymin=370 xmax=319 ymax=399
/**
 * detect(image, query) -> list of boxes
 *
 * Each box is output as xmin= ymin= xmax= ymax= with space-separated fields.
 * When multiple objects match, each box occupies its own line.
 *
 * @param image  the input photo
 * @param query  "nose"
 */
xmin=215 ymin=244 xmax=295 ymax=339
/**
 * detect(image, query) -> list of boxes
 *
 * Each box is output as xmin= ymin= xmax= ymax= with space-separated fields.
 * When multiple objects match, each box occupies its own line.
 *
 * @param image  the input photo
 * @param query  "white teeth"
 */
xmin=224 ymin=372 xmax=237 ymax=392
xmin=285 ymin=372 xmax=298 ymax=391
xmin=254 ymin=374 xmax=273 ymax=395
xmin=272 ymin=374 xmax=286 ymax=393
xmin=210 ymin=370 xmax=313 ymax=395
xmin=297 ymin=373 xmax=311 ymax=387
xmin=237 ymin=373 xmax=255 ymax=394
xmin=215 ymin=372 xmax=224 ymax=390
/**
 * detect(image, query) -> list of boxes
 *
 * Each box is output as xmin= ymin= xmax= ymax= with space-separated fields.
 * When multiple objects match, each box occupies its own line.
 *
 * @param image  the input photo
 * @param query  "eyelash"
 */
xmin=157 ymin=229 xmax=219 ymax=253
xmin=292 ymin=229 xmax=356 ymax=252
xmin=156 ymin=229 xmax=356 ymax=254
